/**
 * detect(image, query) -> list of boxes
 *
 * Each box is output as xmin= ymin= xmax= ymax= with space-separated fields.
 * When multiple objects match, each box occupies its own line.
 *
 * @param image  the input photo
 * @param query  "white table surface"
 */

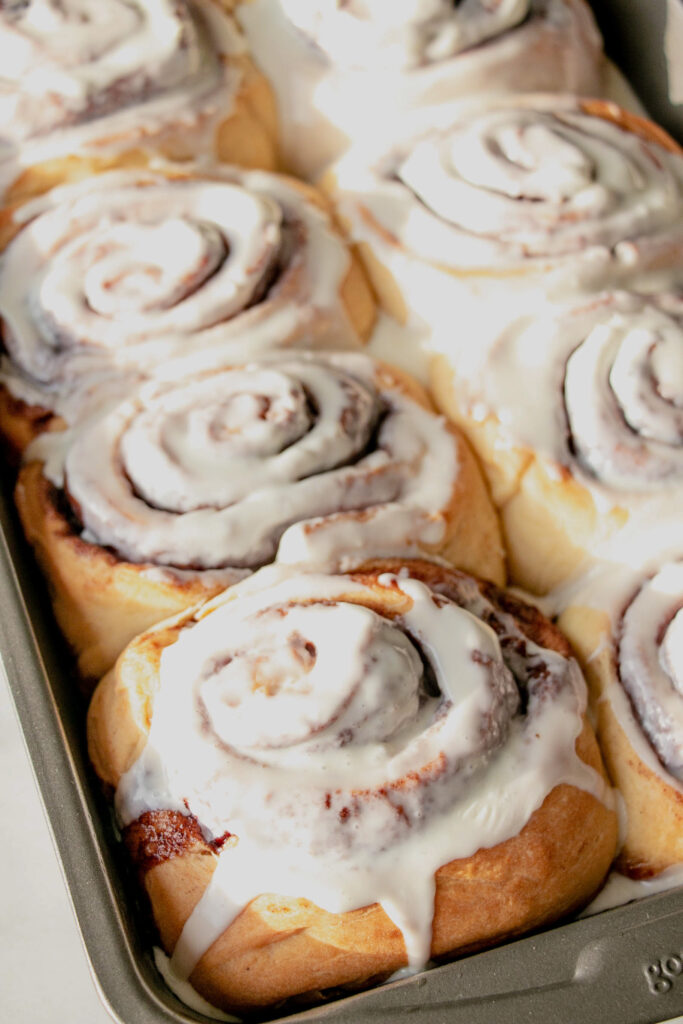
xmin=0 ymin=670 xmax=112 ymax=1024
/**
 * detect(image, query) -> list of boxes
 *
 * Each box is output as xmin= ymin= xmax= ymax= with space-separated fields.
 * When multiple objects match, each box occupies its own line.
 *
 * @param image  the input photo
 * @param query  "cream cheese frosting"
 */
xmin=237 ymin=0 xmax=603 ymax=178
xmin=333 ymin=96 xmax=683 ymax=277
xmin=0 ymin=0 xmax=248 ymax=192
xmin=279 ymin=0 xmax=531 ymax=71
xmin=432 ymin=288 xmax=683 ymax=507
xmin=0 ymin=166 xmax=358 ymax=424
xmin=115 ymin=565 xmax=608 ymax=975
xmin=39 ymin=352 xmax=459 ymax=572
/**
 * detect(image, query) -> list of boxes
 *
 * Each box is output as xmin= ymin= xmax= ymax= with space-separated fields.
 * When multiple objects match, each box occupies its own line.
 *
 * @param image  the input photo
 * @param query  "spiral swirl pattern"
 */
xmin=564 ymin=299 xmax=683 ymax=491
xmin=0 ymin=0 xmax=231 ymax=145
xmin=280 ymin=0 xmax=529 ymax=71
xmin=116 ymin=562 xmax=596 ymax=971
xmin=0 ymin=168 xmax=360 ymax=415
xmin=619 ymin=563 xmax=683 ymax=780
xmin=61 ymin=353 xmax=458 ymax=570
xmin=360 ymin=99 xmax=683 ymax=270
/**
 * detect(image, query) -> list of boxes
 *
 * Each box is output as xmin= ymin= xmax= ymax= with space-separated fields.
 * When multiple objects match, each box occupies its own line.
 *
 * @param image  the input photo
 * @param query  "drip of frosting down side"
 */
xmin=115 ymin=567 xmax=607 ymax=976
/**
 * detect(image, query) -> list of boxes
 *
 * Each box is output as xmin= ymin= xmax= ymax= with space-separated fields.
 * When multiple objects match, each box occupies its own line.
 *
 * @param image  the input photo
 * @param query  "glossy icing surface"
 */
xmin=237 ymin=0 xmax=603 ymax=176
xmin=116 ymin=566 xmax=606 ymax=974
xmin=0 ymin=0 xmax=246 ymax=187
xmin=0 ymin=166 xmax=358 ymax=421
xmin=334 ymin=97 xmax=683 ymax=273
xmin=43 ymin=352 xmax=459 ymax=571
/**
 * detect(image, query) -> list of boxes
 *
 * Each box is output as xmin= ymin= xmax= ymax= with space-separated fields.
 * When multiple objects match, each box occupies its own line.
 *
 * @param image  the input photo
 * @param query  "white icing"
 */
xmin=0 ymin=0 xmax=247 ymax=191
xmin=153 ymin=948 xmax=237 ymax=1022
xmin=115 ymin=566 xmax=606 ymax=978
xmin=335 ymin=98 xmax=683 ymax=274
xmin=47 ymin=352 xmax=458 ymax=572
xmin=280 ymin=0 xmax=530 ymax=72
xmin=0 ymin=0 xmax=189 ymax=134
xmin=581 ymin=865 xmax=683 ymax=916
xmin=554 ymin=528 xmax=683 ymax=799
xmin=564 ymin=301 xmax=683 ymax=491
xmin=432 ymin=288 xmax=683 ymax=513
xmin=619 ymin=564 xmax=683 ymax=780
xmin=238 ymin=0 xmax=603 ymax=178
xmin=366 ymin=311 xmax=432 ymax=386
xmin=0 ymin=166 xmax=358 ymax=424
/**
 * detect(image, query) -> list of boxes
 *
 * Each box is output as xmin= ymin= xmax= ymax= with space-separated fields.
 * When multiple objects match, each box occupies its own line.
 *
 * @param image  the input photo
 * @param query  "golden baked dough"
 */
xmin=88 ymin=558 xmax=617 ymax=1012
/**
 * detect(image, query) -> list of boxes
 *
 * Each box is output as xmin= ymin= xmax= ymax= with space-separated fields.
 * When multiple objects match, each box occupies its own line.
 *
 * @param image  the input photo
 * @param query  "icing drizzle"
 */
xmin=0 ymin=166 xmax=357 ymax=421
xmin=0 ymin=0 xmax=246 ymax=178
xmin=336 ymin=97 xmax=683 ymax=273
xmin=55 ymin=352 xmax=458 ymax=571
xmin=116 ymin=565 xmax=605 ymax=976
xmin=280 ymin=0 xmax=530 ymax=71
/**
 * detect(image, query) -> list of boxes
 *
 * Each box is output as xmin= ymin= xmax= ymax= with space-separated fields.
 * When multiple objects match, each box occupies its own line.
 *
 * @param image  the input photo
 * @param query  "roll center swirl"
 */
xmin=0 ymin=177 xmax=287 ymax=383
xmin=198 ymin=601 xmax=425 ymax=753
xmin=115 ymin=364 xmax=378 ymax=515
xmin=0 ymin=0 xmax=200 ymax=142
xmin=563 ymin=301 xmax=683 ymax=489
xmin=83 ymin=218 xmax=229 ymax=317
xmin=384 ymin=105 xmax=682 ymax=263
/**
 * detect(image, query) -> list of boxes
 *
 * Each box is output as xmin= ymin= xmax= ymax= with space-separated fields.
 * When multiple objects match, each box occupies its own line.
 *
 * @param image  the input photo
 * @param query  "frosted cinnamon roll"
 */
xmin=236 ymin=0 xmax=603 ymax=178
xmin=16 ymin=352 xmax=503 ymax=681
xmin=0 ymin=164 xmax=375 ymax=461
xmin=87 ymin=558 xmax=617 ymax=1012
xmin=559 ymin=551 xmax=683 ymax=875
xmin=0 ymin=0 xmax=278 ymax=201
xmin=431 ymin=288 xmax=683 ymax=593
xmin=327 ymin=95 xmax=683 ymax=328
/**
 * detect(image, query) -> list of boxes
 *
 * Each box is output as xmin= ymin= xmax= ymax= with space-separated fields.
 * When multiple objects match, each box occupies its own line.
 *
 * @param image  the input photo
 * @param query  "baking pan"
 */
xmin=590 ymin=0 xmax=683 ymax=140
xmin=2 ymin=5 xmax=683 ymax=1020
xmin=2 ymin=459 xmax=683 ymax=1024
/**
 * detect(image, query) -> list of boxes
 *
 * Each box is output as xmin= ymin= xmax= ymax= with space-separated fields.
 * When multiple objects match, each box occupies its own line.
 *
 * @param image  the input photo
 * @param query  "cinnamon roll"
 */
xmin=87 ymin=558 xmax=617 ymax=1013
xmin=327 ymin=95 xmax=683 ymax=328
xmin=16 ymin=352 xmax=503 ymax=681
xmin=431 ymin=287 xmax=683 ymax=593
xmin=558 ymin=550 xmax=683 ymax=875
xmin=0 ymin=0 xmax=278 ymax=202
xmin=0 ymin=164 xmax=375 ymax=462
xmin=235 ymin=0 xmax=603 ymax=178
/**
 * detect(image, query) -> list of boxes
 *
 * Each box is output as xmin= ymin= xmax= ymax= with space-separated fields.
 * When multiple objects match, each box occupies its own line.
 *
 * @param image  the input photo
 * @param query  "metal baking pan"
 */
xmin=2 ymin=465 xmax=683 ymax=1024
xmin=2 ymin=3 xmax=683 ymax=1017
xmin=590 ymin=0 xmax=683 ymax=142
